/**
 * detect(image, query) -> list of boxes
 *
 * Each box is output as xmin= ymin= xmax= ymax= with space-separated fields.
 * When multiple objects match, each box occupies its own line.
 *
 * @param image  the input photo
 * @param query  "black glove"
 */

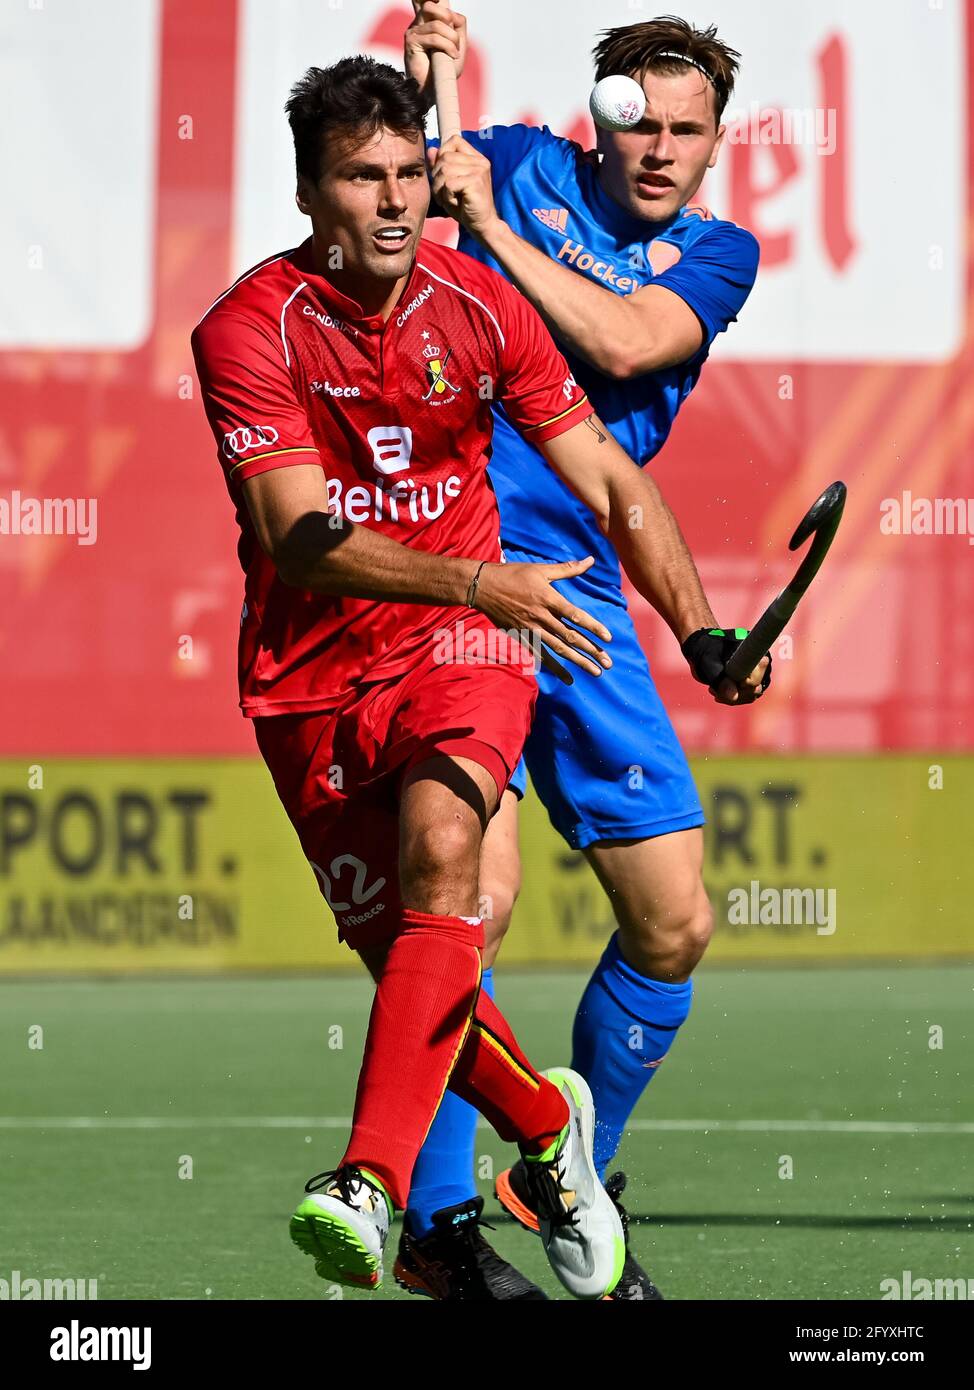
xmin=681 ymin=627 xmax=772 ymax=694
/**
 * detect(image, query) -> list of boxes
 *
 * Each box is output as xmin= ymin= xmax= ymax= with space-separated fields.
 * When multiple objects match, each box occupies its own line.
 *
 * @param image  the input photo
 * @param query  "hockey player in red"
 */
xmin=192 ymin=56 xmax=727 ymax=1299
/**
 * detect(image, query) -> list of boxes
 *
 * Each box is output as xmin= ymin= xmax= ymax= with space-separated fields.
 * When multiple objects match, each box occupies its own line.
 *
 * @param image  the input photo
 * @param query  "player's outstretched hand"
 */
xmin=405 ymin=2 xmax=468 ymax=103
xmin=473 ymin=556 xmax=613 ymax=683
xmin=681 ymin=627 xmax=771 ymax=705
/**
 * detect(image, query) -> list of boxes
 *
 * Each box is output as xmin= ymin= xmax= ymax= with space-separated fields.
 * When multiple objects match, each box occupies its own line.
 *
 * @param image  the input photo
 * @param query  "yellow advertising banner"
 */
xmin=0 ymin=757 xmax=969 ymax=974
xmin=517 ymin=756 xmax=972 ymax=964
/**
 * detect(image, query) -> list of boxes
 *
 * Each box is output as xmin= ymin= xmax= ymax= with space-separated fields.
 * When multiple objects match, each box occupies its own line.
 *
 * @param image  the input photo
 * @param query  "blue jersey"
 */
xmin=441 ymin=124 xmax=759 ymax=573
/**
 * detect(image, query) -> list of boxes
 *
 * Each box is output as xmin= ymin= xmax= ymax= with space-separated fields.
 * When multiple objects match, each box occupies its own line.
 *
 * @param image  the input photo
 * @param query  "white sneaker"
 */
xmin=521 ymin=1068 xmax=626 ymax=1299
xmin=289 ymin=1166 xmax=391 ymax=1289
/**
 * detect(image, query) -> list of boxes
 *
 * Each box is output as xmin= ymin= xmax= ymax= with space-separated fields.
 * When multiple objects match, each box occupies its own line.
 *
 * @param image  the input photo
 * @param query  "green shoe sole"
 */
xmin=289 ymin=1199 xmax=382 ymax=1290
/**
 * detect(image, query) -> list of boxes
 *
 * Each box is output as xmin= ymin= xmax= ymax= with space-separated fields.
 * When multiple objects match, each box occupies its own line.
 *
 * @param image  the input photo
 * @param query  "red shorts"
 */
xmin=254 ymin=636 xmax=536 ymax=951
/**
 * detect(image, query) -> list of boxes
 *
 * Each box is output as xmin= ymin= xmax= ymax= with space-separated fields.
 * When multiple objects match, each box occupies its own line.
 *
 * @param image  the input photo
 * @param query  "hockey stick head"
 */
xmin=789 ymin=480 xmax=847 ymax=553
xmin=720 ymin=481 xmax=848 ymax=684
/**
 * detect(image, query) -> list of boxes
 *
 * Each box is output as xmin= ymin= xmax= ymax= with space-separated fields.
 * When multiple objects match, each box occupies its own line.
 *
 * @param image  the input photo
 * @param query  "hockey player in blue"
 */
xmin=393 ymin=5 xmax=767 ymax=1300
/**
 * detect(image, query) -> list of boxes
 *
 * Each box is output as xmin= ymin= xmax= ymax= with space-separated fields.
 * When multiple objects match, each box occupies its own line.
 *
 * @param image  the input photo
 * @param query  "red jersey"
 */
xmin=192 ymin=236 xmax=592 ymax=717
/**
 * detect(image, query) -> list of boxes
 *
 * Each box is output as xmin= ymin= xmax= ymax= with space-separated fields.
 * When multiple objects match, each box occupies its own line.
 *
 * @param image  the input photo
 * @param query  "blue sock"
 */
xmin=571 ymin=934 xmax=693 ymax=1179
xmin=404 ymin=967 xmax=494 ymax=1238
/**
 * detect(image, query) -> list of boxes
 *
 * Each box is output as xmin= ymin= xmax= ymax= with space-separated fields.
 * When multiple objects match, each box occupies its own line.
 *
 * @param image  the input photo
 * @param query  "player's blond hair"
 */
xmin=593 ymin=15 xmax=741 ymax=126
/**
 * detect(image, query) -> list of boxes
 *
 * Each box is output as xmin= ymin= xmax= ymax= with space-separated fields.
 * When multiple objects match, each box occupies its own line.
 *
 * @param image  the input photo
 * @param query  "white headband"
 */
xmin=654 ymin=50 xmax=714 ymax=85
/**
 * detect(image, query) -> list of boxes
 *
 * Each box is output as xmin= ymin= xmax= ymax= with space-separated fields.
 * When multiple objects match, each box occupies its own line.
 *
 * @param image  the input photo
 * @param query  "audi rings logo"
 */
xmin=222 ymin=424 xmax=280 ymax=459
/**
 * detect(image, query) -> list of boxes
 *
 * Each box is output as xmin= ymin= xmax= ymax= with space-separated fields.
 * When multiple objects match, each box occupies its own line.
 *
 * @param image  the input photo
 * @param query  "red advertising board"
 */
xmin=2 ymin=0 xmax=971 ymax=756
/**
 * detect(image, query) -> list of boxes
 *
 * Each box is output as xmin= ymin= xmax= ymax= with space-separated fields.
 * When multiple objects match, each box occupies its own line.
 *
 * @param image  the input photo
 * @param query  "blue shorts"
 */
xmin=506 ymin=547 xmax=704 ymax=850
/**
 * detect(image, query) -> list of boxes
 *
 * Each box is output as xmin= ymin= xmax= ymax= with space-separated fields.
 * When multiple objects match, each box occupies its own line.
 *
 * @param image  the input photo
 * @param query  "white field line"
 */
xmin=0 ymin=1116 xmax=970 ymax=1135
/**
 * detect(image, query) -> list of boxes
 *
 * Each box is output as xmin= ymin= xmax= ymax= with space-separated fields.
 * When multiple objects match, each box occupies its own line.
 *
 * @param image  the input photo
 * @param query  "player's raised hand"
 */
xmin=428 ymin=135 xmax=498 ymax=239
xmin=471 ymin=556 xmax=613 ymax=683
xmin=681 ymin=627 xmax=771 ymax=705
xmin=405 ymin=2 xmax=468 ymax=103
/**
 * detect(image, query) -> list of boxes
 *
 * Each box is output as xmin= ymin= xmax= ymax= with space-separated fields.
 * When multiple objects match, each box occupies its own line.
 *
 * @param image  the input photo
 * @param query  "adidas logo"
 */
xmin=532 ymin=207 xmax=568 ymax=233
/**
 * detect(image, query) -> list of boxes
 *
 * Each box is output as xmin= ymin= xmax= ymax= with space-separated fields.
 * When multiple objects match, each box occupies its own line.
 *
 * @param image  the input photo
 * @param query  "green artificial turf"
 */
xmin=1 ymin=966 xmax=971 ymax=1300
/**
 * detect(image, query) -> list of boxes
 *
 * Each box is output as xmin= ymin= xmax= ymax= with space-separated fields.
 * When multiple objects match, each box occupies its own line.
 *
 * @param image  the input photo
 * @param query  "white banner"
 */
xmin=0 ymin=0 xmax=160 ymax=350
xmin=236 ymin=0 xmax=966 ymax=362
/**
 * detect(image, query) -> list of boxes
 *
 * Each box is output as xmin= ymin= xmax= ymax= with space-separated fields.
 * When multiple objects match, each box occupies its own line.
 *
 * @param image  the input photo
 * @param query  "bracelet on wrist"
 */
xmin=466 ymin=560 xmax=489 ymax=609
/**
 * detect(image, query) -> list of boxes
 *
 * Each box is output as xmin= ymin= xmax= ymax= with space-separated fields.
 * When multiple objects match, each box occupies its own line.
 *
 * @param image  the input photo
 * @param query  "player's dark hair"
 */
xmin=593 ymin=15 xmax=740 ymax=126
xmin=286 ymin=56 xmax=427 ymax=183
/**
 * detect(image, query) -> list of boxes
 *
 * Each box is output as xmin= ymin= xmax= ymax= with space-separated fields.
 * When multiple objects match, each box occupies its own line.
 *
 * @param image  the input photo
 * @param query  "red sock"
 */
xmin=342 ymin=909 xmax=482 ymax=1209
xmin=448 ymin=992 xmax=569 ymax=1154
xmin=341 ymin=910 xmax=568 ymax=1208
